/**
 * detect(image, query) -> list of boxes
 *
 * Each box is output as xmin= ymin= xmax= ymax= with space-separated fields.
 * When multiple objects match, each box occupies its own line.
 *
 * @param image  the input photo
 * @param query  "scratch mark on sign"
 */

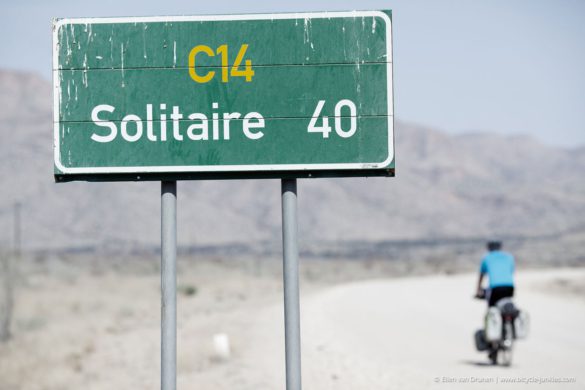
xmin=58 ymin=71 xmax=63 ymax=110
xmin=65 ymin=30 xmax=72 ymax=65
xmin=109 ymin=35 xmax=113 ymax=66
xmin=342 ymin=26 xmax=347 ymax=59
xmin=173 ymin=41 xmax=177 ymax=68
xmin=143 ymin=24 xmax=148 ymax=60
xmin=120 ymin=43 xmax=125 ymax=87
xmin=82 ymin=54 xmax=88 ymax=87
xmin=86 ymin=24 xmax=92 ymax=46
xmin=304 ymin=18 xmax=314 ymax=62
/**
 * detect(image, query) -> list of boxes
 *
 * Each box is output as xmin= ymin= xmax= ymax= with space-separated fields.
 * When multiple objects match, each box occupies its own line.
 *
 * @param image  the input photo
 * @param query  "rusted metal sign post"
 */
xmin=53 ymin=10 xmax=394 ymax=390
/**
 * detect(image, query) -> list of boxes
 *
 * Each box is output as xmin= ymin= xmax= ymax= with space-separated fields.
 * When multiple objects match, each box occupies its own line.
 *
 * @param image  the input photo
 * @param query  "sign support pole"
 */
xmin=161 ymin=181 xmax=177 ymax=390
xmin=281 ymin=178 xmax=302 ymax=390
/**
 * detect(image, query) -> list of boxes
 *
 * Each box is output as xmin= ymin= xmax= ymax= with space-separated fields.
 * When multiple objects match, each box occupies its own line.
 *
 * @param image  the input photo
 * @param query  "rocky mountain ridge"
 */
xmin=0 ymin=69 xmax=584 ymax=257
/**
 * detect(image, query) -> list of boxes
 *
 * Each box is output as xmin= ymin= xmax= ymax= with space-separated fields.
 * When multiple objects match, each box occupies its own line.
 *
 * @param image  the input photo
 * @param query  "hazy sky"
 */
xmin=1 ymin=0 xmax=583 ymax=147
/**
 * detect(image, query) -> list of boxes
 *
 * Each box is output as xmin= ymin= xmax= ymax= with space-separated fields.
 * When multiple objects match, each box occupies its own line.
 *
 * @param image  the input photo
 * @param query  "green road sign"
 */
xmin=53 ymin=11 xmax=394 ymax=181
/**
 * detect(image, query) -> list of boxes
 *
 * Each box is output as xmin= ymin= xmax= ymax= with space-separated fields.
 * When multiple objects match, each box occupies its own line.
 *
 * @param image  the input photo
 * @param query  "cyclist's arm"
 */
xmin=477 ymin=273 xmax=485 ymax=296
xmin=477 ymin=258 xmax=487 ymax=295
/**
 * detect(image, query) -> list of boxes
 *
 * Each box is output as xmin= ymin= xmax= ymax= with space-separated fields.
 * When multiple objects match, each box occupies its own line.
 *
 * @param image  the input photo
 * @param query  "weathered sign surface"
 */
xmin=53 ymin=11 xmax=394 ymax=181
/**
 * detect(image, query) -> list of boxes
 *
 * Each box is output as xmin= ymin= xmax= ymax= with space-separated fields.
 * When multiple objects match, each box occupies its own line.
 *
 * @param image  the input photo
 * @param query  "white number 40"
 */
xmin=308 ymin=99 xmax=357 ymax=138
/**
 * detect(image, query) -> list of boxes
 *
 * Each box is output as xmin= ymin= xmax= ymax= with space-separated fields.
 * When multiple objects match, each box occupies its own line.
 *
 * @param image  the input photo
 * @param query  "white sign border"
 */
xmin=53 ymin=10 xmax=394 ymax=175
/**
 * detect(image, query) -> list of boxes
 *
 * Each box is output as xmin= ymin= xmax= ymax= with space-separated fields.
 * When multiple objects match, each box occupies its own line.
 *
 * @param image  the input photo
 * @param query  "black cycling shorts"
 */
xmin=488 ymin=286 xmax=514 ymax=307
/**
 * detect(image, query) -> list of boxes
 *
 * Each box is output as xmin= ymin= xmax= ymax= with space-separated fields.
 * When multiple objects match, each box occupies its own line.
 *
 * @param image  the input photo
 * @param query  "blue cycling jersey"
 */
xmin=480 ymin=251 xmax=515 ymax=288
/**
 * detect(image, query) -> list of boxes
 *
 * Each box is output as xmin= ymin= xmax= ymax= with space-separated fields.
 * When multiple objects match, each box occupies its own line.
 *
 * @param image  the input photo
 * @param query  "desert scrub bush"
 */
xmin=178 ymin=284 xmax=198 ymax=297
